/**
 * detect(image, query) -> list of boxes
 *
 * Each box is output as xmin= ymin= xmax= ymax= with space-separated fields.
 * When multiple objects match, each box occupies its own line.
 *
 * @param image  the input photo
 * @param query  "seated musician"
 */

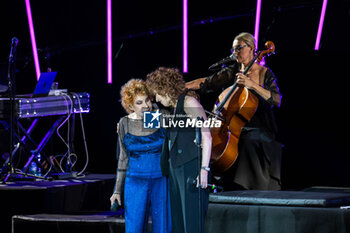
xmin=187 ymin=32 xmax=282 ymax=191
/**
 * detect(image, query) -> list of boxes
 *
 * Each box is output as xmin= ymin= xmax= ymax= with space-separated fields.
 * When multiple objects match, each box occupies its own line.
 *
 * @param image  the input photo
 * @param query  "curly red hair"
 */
xmin=120 ymin=79 xmax=150 ymax=113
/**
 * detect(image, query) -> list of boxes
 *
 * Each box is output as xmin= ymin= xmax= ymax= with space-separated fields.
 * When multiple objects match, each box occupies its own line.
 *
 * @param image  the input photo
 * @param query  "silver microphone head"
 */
xmin=12 ymin=37 xmax=19 ymax=45
xmin=229 ymin=53 xmax=237 ymax=60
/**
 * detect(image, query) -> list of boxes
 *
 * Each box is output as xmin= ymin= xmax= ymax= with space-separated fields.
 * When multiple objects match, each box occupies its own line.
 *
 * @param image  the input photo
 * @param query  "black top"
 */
xmin=160 ymin=94 xmax=200 ymax=176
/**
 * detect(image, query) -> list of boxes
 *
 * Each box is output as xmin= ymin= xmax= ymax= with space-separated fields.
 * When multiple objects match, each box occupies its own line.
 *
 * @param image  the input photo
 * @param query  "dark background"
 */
xmin=1 ymin=0 xmax=349 ymax=190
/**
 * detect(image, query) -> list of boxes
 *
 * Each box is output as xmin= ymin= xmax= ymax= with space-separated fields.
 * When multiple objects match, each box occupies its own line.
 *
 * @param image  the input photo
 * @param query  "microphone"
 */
xmin=9 ymin=37 xmax=19 ymax=62
xmin=195 ymin=117 xmax=202 ymax=147
xmin=11 ymin=37 xmax=19 ymax=46
xmin=110 ymin=200 xmax=125 ymax=216
xmin=208 ymin=53 xmax=236 ymax=71
xmin=187 ymin=177 xmax=223 ymax=192
xmin=110 ymin=201 xmax=119 ymax=211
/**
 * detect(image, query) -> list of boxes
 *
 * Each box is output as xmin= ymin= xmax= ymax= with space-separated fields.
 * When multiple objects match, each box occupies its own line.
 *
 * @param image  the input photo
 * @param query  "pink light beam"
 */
xmin=183 ymin=0 xmax=188 ymax=73
xmin=315 ymin=0 xmax=328 ymax=50
xmin=107 ymin=0 xmax=112 ymax=83
xmin=25 ymin=0 xmax=41 ymax=81
xmin=254 ymin=0 xmax=262 ymax=50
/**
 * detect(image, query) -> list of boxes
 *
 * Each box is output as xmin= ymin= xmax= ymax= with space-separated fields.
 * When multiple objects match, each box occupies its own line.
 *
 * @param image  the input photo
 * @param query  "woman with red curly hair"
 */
xmin=146 ymin=67 xmax=212 ymax=233
xmin=110 ymin=79 xmax=171 ymax=233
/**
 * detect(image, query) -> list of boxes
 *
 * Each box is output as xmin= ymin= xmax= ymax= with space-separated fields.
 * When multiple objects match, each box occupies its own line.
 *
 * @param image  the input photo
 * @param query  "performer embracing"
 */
xmin=188 ymin=32 xmax=282 ymax=191
xmin=110 ymin=79 xmax=171 ymax=233
xmin=146 ymin=67 xmax=212 ymax=233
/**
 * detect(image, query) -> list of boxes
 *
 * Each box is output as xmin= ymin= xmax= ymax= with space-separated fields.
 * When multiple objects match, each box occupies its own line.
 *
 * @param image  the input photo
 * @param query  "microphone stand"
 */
xmin=2 ymin=38 xmax=48 ymax=183
xmin=195 ymin=117 xmax=203 ymax=233
xmin=208 ymin=54 xmax=236 ymax=71
xmin=3 ymin=38 xmax=18 ymax=182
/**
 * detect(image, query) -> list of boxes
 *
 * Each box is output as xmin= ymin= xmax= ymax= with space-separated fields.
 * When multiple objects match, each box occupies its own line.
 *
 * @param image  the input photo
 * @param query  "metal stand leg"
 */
xmin=0 ymin=119 xmax=39 ymax=167
xmin=1 ymin=116 xmax=65 ymax=182
xmin=22 ymin=116 xmax=65 ymax=173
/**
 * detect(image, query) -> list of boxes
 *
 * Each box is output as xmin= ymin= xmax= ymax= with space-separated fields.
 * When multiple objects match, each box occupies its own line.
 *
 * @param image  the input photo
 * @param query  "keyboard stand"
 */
xmin=0 ymin=116 xmax=65 ymax=180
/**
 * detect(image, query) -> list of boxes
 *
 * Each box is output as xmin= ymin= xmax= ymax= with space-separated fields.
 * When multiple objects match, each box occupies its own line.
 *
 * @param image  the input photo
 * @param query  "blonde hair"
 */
xmin=234 ymin=32 xmax=256 ymax=52
xmin=120 ymin=79 xmax=150 ymax=113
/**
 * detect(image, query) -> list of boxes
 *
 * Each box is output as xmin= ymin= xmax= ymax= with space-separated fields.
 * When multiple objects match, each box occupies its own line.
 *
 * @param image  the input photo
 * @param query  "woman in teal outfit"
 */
xmin=110 ymin=79 xmax=171 ymax=233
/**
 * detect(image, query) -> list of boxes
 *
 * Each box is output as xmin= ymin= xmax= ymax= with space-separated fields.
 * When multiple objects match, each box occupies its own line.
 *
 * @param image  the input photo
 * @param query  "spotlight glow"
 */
xmin=25 ymin=0 xmax=41 ymax=81
xmin=183 ymin=0 xmax=188 ymax=73
xmin=315 ymin=0 xmax=328 ymax=50
xmin=107 ymin=0 xmax=112 ymax=83
xmin=254 ymin=0 xmax=262 ymax=50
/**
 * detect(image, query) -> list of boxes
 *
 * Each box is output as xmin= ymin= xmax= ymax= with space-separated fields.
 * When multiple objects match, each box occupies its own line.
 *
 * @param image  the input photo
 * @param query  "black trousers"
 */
xmin=169 ymin=158 xmax=209 ymax=233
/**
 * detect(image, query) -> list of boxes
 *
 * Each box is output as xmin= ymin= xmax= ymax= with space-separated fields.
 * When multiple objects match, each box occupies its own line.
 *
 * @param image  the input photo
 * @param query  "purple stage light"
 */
xmin=107 ymin=0 xmax=112 ymax=83
xmin=25 ymin=0 xmax=41 ymax=81
xmin=254 ymin=0 xmax=262 ymax=50
xmin=315 ymin=0 xmax=328 ymax=50
xmin=183 ymin=0 xmax=188 ymax=73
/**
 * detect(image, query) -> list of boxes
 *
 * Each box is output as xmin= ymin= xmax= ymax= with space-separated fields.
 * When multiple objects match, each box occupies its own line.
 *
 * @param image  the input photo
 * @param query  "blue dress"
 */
xmin=123 ymin=128 xmax=171 ymax=233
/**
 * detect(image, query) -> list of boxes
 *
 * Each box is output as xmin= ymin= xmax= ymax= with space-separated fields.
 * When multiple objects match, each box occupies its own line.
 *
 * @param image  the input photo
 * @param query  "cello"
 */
xmin=210 ymin=41 xmax=275 ymax=174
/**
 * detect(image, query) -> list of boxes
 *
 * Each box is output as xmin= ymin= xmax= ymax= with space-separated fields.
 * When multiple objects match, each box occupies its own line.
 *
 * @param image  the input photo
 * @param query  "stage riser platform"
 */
xmin=206 ymin=204 xmax=350 ymax=233
xmin=12 ymin=215 xmax=151 ymax=233
xmin=13 ymin=221 xmax=121 ymax=233
xmin=6 ymin=181 xmax=350 ymax=233
xmin=12 ymin=203 xmax=350 ymax=233
xmin=0 ymin=174 xmax=115 ymax=233
xmin=205 ymin=189 xmax=350 ymax=233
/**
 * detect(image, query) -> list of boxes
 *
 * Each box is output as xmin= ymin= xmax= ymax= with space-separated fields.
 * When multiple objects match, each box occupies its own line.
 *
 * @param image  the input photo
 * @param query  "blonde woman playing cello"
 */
xmin=188 ymin=32 xmax=282 ymax=191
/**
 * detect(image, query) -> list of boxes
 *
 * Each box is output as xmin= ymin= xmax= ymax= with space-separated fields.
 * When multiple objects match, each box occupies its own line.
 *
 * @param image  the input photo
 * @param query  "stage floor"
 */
xmin=3 ymin=174 xmax=350 ymax=233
